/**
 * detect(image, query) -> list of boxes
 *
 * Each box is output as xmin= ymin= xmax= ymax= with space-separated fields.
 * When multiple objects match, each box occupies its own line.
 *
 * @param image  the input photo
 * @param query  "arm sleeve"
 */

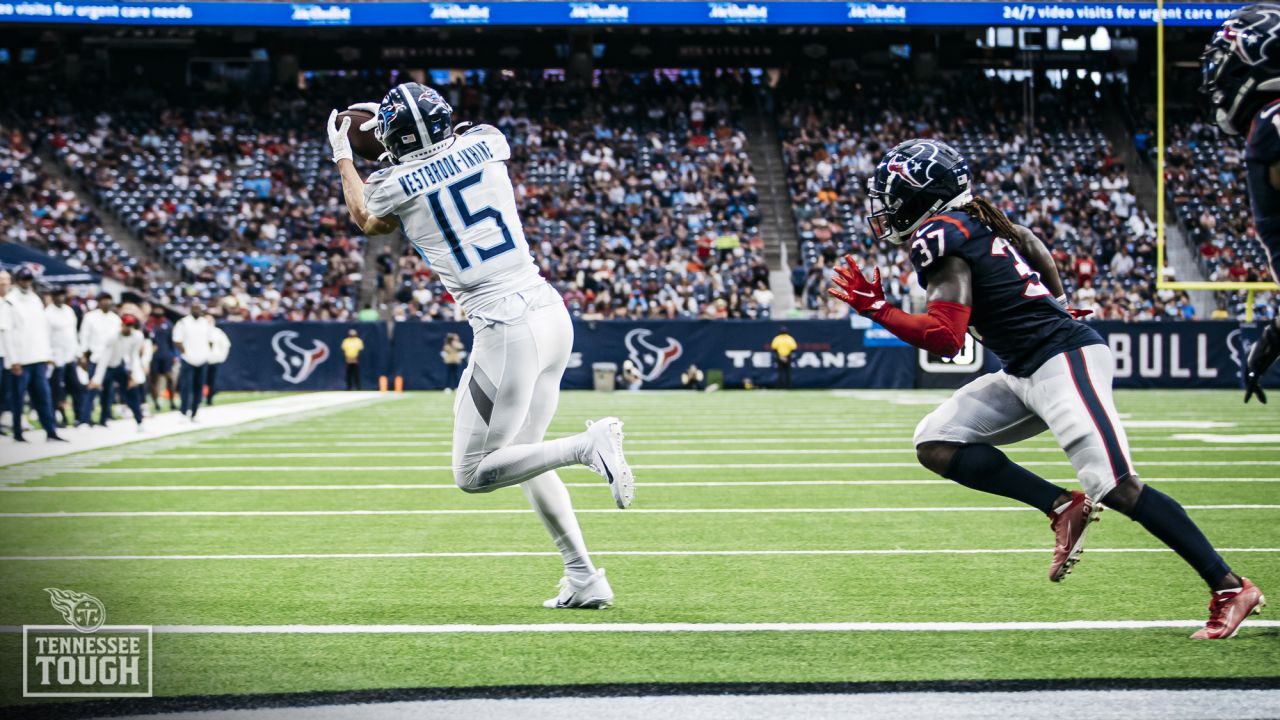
xmin=870 ymin=301 xmax=972 ymax=358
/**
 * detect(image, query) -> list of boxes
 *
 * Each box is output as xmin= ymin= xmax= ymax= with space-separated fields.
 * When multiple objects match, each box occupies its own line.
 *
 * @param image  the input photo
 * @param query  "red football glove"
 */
xmin=1068 ymin=307 xmax=1094 ymax=320
xmin=828 ymin=255 xmax=886 ymax=315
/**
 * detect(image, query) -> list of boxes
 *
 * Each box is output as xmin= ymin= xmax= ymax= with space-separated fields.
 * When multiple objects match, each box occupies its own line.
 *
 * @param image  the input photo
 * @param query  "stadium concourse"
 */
xmin=1 ymin=67 xmax=1246 ymax=326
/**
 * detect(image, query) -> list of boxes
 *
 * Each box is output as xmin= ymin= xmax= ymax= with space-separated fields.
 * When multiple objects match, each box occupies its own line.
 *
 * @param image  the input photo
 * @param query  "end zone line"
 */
xmin=1 ymin=548 xmax=1277 ymax=561
xmin=1 ymin=478 xmax=1274 ymax=492
xmin=64 ymin=460 xmax=1280 ymax=473
xmin=2 ymin=620 xmax=1276 ymax=634
xmin=2 ymin=505 xmax=1276 ymax=518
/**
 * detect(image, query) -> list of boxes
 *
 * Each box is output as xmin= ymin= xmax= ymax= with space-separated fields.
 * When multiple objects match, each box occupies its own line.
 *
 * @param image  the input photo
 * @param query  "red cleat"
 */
xmin=1191 ymin=578 xmax=1266 ymax=639
xmin=1048 ymin=491 xmax=1100 ymax=582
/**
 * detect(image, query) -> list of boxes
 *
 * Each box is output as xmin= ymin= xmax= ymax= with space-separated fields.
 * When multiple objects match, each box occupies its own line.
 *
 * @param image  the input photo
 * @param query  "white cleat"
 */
xmin=542 ymin=568 xmax=614 ymax=609
xmin=584 ymin=416 xmax=634 ymax=509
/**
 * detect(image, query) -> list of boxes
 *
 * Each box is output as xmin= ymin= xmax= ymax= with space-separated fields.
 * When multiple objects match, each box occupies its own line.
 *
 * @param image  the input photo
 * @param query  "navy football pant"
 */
xmin=179 ymin=361 xmax=207 ymax=417
xmin=101 ymin=365 xmax=144 ymax=425
xmin=9 ymin=362 xmax=59 ymax=440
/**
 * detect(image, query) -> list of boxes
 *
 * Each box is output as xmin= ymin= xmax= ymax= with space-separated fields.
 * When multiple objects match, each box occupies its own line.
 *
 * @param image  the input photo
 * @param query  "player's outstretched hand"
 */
xmin=327 ymin=109 xmax=353 ymax=164
xmin=347 ymin=102 xmax=381 ymax=132
xmin=828 ymin=255 xmax=886 ymax=315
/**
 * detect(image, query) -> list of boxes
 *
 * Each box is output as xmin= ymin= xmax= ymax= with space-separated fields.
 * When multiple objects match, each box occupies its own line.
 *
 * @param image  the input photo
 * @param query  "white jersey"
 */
xmin=364 ymin=125 xmax=544 ymax=317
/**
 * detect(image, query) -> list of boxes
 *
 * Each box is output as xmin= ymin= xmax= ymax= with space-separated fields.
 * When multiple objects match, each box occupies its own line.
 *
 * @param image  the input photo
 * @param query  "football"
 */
xmin=337 ymin=109 xmax=383 ymax=161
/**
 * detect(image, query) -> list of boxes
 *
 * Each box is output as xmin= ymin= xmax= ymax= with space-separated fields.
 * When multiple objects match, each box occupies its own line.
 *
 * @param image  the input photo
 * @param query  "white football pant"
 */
xmin=914 ymin=343 xmax=1135 ymax=501
xmin=451 ymin=284 xmax=595 ymax=578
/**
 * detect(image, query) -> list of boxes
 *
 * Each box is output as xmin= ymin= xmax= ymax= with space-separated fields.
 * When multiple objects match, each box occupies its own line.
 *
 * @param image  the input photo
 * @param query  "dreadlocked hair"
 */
xmin=961 ymin=195 xmax=1026 ymax=252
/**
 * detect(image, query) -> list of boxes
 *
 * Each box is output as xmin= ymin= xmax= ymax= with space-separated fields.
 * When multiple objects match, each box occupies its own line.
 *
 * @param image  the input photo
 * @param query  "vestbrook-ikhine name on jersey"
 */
xmin=394 ymin=138 xmax=497 ymax=198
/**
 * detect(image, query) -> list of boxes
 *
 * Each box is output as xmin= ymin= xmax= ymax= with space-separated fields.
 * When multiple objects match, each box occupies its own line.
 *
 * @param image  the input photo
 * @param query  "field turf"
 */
xmin=1 ymin=389 xmax=1277 ymax=711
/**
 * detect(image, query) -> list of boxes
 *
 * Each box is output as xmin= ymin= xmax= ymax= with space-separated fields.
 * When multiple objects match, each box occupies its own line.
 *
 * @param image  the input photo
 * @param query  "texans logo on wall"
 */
xmin=271 ymin=331 xmax=331 ymax=384
xmin=624 ymin=328 xmax=682 ymax=381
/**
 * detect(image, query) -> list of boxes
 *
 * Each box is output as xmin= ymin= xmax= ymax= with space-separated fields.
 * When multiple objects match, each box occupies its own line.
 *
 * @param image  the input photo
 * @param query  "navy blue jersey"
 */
xmin=1246 ymin=98 xmax=1280 ymax=283
xmin=148 ymin=319 xmax=176 ymax=361
xmin=909 ymin=211 xmax=1102 ymax=377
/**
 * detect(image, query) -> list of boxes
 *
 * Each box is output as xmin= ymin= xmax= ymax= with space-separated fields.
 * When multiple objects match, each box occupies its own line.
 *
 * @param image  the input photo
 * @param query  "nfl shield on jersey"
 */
xmin=363 ymin=124 xmax=545 ymax=316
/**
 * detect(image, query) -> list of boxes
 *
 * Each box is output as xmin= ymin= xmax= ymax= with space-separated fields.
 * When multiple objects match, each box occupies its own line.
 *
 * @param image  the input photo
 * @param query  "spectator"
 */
xmin=45 ymin=287 xmax=81 ymax=427
xmin=78 ymin=292 xmax=121 ymax=424
xmin=88 ymin=315 xmax=146 ymax=431
xmin=5 ymin=268 xmax=64 ymax=442
xmin=620 ymin=359 xmax=643 ymax=391
xmin=173 ymin=304 xmax=213 ymax=420
xmin=146 ymin=306 xmax=178 ymax=413
xmin=441 ymin=333 xmax=465 ymax=391
xmin=341 ymin=329 xmax=364 ymax=391
xmin=206 ymin=322 xmax=231 ymax=405
xmin=681 ymin=363 xmax=705 ymax=391
xmin=1111 ymin=247 xmax=1136 ymax=278
xmin=771 ymin=327 xmax=798 ymax=389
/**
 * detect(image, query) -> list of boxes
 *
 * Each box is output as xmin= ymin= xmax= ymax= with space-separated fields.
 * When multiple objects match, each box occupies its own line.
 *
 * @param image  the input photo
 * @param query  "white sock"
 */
xmin=521 ymin=471 xmax=595 ymax=582
xmin=470 ymin=433 xmax=589 ymax=492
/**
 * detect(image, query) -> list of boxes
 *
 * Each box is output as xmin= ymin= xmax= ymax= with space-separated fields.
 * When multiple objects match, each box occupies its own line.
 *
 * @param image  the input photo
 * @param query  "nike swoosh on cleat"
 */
xmin=598 ymin=452 xmax=614 ymax=485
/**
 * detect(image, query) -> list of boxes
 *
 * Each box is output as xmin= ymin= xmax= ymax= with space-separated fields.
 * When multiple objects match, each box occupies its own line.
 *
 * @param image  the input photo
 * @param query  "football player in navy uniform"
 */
xmin=1202 ymin=4 xmax=1280 ymax=402
xmin=829 ymin=139 xmax=1265 ymax=639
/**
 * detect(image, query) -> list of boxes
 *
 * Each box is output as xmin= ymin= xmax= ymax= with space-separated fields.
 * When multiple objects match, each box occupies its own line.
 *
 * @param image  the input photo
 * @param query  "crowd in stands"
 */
xmin=8 ymin=70 xmax=769 ymax=322
xmin=1164 ymin=116 xmax=1276 ymax=320
xmin=779 ymin=71 xmax=1197 ymax=322
xmin=1 ymin=123 xmax=159 ymax=292
xmin=34 ymin=84 xmax=368 ymax=321
xmin=379 ymin=70 xmax=769 ymax=322
xmin=6 ymin=69 xmax=1256 ymax=324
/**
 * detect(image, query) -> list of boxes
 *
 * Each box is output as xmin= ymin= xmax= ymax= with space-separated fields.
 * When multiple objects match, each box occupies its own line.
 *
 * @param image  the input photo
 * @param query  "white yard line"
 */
xmin=63 ymin=460 xmax=1280 ymax=474
xmin=1 ymin=619 xmax=1275 ymax=635
xmin=2 ymin=547 xmax=1277 ymax=561
xmin=6 ymin=477 xmax=1276 ymax=492
xmin=2 ymin=505 xmax=1274 ymax=518
xmin=128 ymin=445 xmax=1280 ymax=460
xmin=0 ymin=392 xmax=386 ymax=469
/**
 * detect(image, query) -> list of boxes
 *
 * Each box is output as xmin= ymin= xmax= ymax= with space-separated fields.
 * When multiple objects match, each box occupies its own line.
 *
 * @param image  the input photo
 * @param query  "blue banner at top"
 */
xmin=0 ymin=1 xmax=1246 ymax=29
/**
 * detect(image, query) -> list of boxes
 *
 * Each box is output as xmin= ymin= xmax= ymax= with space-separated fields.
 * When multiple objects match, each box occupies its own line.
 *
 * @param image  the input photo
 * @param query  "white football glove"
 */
xmin=347 ymin=102 xmax=381 ymax=133
xmin=327 ymin=109 xmax=353 ymax=164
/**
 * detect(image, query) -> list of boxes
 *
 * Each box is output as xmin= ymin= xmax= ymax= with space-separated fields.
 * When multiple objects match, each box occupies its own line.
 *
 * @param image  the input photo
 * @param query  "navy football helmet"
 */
xmin=375 ymin=83 xmax=455 ymax=163
xmin=1202 ymin=4 xmax=1280 ymax=135
xmin=866 ymin=139 xmax=972 ymax=244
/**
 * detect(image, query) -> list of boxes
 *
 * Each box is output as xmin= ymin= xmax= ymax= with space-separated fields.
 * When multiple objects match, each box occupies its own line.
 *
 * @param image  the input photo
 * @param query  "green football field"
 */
xmin=1 ymin=389 xmax=1278 ymax=711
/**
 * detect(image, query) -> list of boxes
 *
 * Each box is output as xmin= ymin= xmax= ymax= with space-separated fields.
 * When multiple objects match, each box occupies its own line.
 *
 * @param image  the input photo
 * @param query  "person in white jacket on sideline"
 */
xmin=5 ymin=268 xmax=64 ymax=442
xmin=45 ymin=286 xmax=81 ymax=427
xmin=88 ymin=314 xmax=147 ymax=429
xmin=77 ymin=292 xmax=120 ymax=426
xmin=172 ymin=304 xmax=213 ymax=419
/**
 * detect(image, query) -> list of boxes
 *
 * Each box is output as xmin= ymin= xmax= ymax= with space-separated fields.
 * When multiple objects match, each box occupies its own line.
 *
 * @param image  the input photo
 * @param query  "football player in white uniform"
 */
xmin=327 ymin=83 xmax=634 ymax=609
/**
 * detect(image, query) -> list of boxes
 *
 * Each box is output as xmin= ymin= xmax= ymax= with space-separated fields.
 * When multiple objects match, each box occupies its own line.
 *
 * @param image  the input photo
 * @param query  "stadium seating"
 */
xmin=29 ymin=71 xmax=768 ymax=320
xmin=1 ymin=124 xmax=155 ymax=290
xmin=1163 ymin=118 xmax=1275 ymax=319
xmin=778 ymin=73 xmax=1190 ymax=321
